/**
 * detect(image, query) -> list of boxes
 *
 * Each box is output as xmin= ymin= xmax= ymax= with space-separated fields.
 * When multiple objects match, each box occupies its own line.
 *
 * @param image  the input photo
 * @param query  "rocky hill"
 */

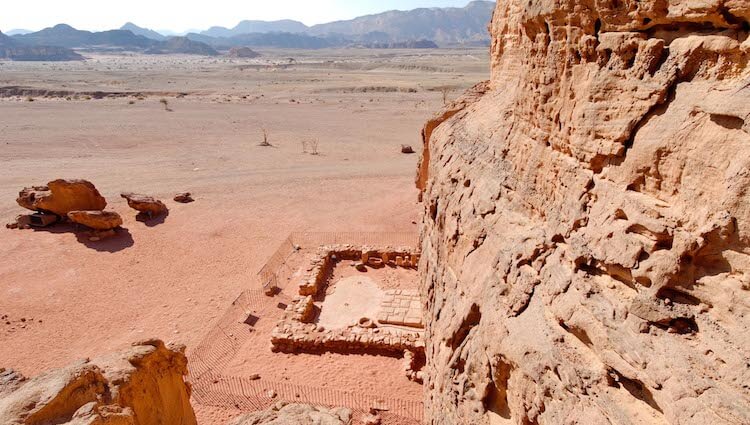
xmin=145 ymin=36 xmax=219 ymax=55
xmin=0 ymin=30 xmax=82 ymax=61
xmin=13 ymin=24 xmax=154 ymax=49
xmin=418 ymin=1 xmax=750 ymax=424
xmin=227 ymin=46 xmax=261 ymax=58
xmin=121 ymin=22 xmax=167 ymax=41
xmin=309 ymin=1 xmax=495 ymax=45
xmin=13 ymin=25 xmax=220 ymax=56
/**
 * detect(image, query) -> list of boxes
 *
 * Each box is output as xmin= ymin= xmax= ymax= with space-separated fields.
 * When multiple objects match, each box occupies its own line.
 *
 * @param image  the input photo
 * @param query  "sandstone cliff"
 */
xmin=0 ymin=340 xmax=197 ymax=425
xmin=419 ymin=1 xmax=750 ymax=424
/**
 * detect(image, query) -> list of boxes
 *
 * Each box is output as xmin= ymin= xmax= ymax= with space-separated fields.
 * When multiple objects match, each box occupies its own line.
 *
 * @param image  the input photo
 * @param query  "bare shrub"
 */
xmin=308 ymin=139 xmax=319 ymax=155
xmin=259 ymin=128 xmax=272 ymax=147
xmin=302 ymin=138 xmax=319 ymax=155
xmin=440 ymin=87 xmax=452 ymax=105
xmin=160 ymin=98 xmax=172 ymax=111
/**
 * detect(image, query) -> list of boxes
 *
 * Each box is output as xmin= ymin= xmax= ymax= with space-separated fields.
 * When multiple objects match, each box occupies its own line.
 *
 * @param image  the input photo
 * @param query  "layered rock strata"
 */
xmin=419 ymin=1 xmax=750 ymax=424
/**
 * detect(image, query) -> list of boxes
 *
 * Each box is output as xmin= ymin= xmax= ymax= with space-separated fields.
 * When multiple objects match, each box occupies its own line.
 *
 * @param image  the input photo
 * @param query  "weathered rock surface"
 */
xmin=120 ymin=193 xmax=168 ymax=216
xmin=67 ymin=210 xmax=123 ymax=230
xmin=0 ymin=339 xmax=197 ymax=425
xmin=419 ymin=1 xmax=750 ymax=424
xmin=227 ymin=402 xmax=352 ymax=425
xmin=17 ymin=179 xmax=107 ymax=216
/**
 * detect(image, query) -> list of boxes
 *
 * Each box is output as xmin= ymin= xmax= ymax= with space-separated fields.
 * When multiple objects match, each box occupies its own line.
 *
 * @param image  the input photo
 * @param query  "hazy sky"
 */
xmin=0 ymin=0 xmax=474 ymax=33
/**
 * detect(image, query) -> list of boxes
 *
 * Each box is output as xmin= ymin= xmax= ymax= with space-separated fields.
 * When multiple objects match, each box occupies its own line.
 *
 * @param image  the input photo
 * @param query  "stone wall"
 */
xmin=297 ymin=245 xmax=419 ymax=296
xmin=419 ymin=1 xmax=750 ymax=424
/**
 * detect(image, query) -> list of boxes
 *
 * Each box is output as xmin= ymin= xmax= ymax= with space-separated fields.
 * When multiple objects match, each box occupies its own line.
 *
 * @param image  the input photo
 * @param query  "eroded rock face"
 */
xmin=67 ymin=210 xmax=123 ymax=230
xmin=17 ymin=179 xmax=107 ymax=216
xmin=0 ymin=340 xmax=197 ymax=425
xmin=227 ymin=402 xmax=352 ymax=425
xmin=419 ymin=1 xmax=750 ymax=424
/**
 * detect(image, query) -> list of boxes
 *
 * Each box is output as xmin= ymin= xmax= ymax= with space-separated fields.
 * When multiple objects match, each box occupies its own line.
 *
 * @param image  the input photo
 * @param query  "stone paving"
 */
xmin=378 ymin=290 xmax=423 ymax=329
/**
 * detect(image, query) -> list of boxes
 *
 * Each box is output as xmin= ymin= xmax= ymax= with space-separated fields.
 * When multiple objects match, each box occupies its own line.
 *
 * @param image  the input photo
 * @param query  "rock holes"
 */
xmin=609 ymin=370 xmax=664 ymax=414
xmin=483 ymin=359 xmax=513 ymax=422
xmin=447 ymin=304 xmax=481 ymax=350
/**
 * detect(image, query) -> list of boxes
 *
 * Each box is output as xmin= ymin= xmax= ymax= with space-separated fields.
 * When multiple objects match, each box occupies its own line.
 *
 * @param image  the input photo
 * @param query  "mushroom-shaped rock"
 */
xmin=120 ymin=193 xmax=168 ymax=216
xmin=17 ymin=179 xmax=107 ymax=216
xmin=67 ymin=211 xmax=123 ymax=230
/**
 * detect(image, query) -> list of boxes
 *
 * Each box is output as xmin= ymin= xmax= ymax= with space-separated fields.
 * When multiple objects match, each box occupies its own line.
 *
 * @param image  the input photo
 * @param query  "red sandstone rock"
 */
xmin=67 ymin=210 xmax=123 ymax=230
xmin=120 ymin=192 xmax=168 ymax=216
xmin=0 ymin=339 xmax=196 ymax=425
xmin=419 ymin=1 xmax=750 ymax=424
xmin=174 ymin=192 xmax=194 ymax=203
xmin=16 ymin=179 xmax=107 ymax=216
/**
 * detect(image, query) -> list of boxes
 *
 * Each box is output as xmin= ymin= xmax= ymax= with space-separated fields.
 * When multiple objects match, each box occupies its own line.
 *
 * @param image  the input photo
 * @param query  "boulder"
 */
xmin=228 ymin=402 xmax=351 ymax=425
xmin=16 ymin=179 xmax=106 ymax=216
xmin=120 ymin=193 xmax=168 ymax=216
xmin=0 ymin=339 xmax=197 ymax=425
xmin=401 ymin=145 xmax=415 ymax=154
xmin=67 ymin=211 xmax=123 ymax=230
xmin=173 ymin=193 xmax=194 ymax=203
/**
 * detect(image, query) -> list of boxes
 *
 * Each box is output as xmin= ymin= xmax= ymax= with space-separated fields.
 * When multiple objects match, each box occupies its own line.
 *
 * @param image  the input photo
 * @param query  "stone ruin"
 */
xmin=270 ymin=244 xmax=426 ymax=383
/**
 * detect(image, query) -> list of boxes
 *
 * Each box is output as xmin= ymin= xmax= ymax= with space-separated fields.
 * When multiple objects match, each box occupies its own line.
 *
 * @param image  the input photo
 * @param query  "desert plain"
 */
xmin=0 ymin=48 xmax=488 ymax=423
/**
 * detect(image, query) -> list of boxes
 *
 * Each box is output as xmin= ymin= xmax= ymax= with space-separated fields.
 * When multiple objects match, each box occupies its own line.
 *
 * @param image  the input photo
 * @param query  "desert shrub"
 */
xmin=159 ymin=98 xmax=172 ymax=111
xmin=308 ymin=139 xmax=319 ymax=155
xmin=259 ymin=128 xmax=272 ymax=147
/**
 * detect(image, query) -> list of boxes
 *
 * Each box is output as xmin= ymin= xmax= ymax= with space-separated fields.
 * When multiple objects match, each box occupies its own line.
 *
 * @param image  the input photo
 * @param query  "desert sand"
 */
xmin=0 ymin=48 xmax=488 ymax=423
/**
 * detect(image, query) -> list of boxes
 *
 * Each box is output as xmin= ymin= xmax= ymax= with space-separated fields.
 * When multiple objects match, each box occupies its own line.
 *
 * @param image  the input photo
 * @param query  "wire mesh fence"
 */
xmin=189 ymin=231 xmax=423 ymax=423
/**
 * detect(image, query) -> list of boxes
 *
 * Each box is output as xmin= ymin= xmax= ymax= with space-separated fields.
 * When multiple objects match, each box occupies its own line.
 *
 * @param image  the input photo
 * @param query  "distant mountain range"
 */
xmin=0 ymin=1 xmax=494 ymax=60
xmin=9 ymin=24 xmax=217 ymax=57
xmin=0 ymin=30 xmax=82 ymax=61
xmin=121 ymin=22 xmax=166 ymax=41
xmin=202 ymin=20 xmax=309 ymax=38
xmin=13 ymin=24 xmax=153 ymax=49
xmin=308 ymin=1 xmax=494 ymax=44
xmin=196 ymin=1 xmax=493 ymax=44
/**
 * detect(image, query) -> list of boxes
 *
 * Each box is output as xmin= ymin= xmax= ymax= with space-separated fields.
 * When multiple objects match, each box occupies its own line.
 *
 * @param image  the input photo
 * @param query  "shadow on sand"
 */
xmin=135 ymin=211 xmax=169 ymax=227
xmin=29 ymin=222 xmax=135 ymax=253
xmin=75 ymin=228 xmax=135 ymax=253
